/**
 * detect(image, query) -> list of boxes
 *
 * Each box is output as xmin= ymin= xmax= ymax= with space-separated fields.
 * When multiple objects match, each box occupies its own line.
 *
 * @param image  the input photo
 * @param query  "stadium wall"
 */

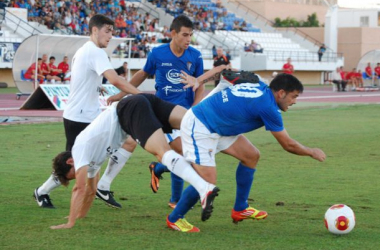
xmin=295 ymin=27 xmax=380 ymax=71
xmin=231 ymin=0 xmax=329 ymax=24
xmin=0 ymin=69 xmax=14 ymax=87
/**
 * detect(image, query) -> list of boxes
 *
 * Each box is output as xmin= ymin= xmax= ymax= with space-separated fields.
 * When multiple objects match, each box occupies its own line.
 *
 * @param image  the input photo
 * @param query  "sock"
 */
xmin=38 ymin=174 xmax=61 ymax=195
xmin=234 ymin=162 xmax=256 ymax=211
xmin=162 ymin=150 xmax=211 ymax=197
xmin=153 ymin=162 xmax=169 ymax=177
xmin=168 ymin=185 xmax=199 ymax=223
xmin=170 ymin=172 xmax=184 ymax=203
xmin=97 ymin=148 xmax=132 ymax=191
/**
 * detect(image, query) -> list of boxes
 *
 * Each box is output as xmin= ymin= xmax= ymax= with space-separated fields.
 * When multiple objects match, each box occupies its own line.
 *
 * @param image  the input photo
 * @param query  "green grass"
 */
xmin=0 ymin=104 xmax=379 ymax=250
xmin=0 ymin=87 xmax=18 ymax=94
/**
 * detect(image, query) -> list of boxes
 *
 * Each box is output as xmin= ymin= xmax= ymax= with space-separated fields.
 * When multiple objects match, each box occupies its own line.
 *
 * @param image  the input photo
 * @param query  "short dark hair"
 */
xmin=170 ymin=15 xmax=193 ymax=33
xmin=37 ymin=58 xmax=42 ymax=61
xmin=269 ymin=73 xmax=303 ymax=93
xmin=89 ymin=14 xmax=114 ymax=35
xmin=49 ymin=56 xmax=55 ymax=60
xmin=52 ymin=151 xmax=72 ymax=187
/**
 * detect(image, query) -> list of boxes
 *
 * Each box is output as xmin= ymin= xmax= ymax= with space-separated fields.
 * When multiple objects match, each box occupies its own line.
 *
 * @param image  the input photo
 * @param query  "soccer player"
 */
xmin=50 ymin=94 xmax=218 ymax=230
xmin=165 ymin=72 xmax=326 ymax=232
xmin=48 ymin=56 xmax=64 ymax=83
xmin=33 ymin=14 xmax=141 ymax=209
xmin=365 ymin=62 xmax=372 ymax=79
xmin=107 ymin=15 xmax=205 ymax=209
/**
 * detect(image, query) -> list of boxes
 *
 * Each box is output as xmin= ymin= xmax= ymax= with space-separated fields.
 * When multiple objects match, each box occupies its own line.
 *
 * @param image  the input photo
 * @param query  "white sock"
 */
xmin=38 ymin=174 xmax=61 ymax=195
xmin=162 ymin=150 xmax=212 ymax=197
xmin=97 ymin=148 xmax=132 ymax=191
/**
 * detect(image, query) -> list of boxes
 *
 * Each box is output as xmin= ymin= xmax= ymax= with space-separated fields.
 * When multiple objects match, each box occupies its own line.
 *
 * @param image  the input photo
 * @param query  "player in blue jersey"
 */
xmin=165 ymin=71 xmax=326 ymax=232
xmin=107 ymin=15 xmax=205 ymax=209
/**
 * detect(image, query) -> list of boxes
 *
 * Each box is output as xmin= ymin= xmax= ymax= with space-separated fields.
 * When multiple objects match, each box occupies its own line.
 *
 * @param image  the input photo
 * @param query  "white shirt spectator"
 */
xmin=331 ymin=70 xmax=342 ymax=81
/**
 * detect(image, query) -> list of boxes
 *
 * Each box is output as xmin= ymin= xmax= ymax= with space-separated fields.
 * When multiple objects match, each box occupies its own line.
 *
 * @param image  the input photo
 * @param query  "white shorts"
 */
xmin=87 ymin=165 xmax=101 ymax=179
xmin=181 ymin=110 xmax=238 ymax=167
xmin=165 ymin=129 xmax=181 ymax=143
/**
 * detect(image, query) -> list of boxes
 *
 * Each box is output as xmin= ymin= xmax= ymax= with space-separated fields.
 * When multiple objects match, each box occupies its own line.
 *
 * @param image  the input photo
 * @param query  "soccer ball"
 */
xmin=324 ymin=204 xmax=355 ymax=234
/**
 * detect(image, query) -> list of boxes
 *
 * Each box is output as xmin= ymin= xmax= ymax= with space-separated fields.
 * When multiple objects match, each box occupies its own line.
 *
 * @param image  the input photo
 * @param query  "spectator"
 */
xmin=282 ymin=58 xmax=294 ymax=75
xmin=365 ymin=62 xmax=372 ymax=79
xmin=375 ymin=63 xmax=380 ymax=86
xmin=356 ymin=69 xmax=364 ymax=88
xmin=226 ymin=50 xmax=231 ymax=61
xmin=115 ymin=62 xmax=129 ymax=79
xmin=58 ymin=56 xmax=70 ymax=82
xmin=213 ymin=47 xmax=231 ymax=86
xmin=346 ymin=68 xmax=358 ymax=91
xmin=212 ymin=45 xmax=217 ymax=58
xmin=48 ymin=56 xmax=64 ymax=83
xmin=318 ymin=44 xmax=326 ymax=62
xmin=249 ymin=40 xmax=263 ymax=53
xmin=24 ymin=58 xmax=45 ymax=83
xmin=243 ymin=43 xmax=251 ymax=52
xmin=331 ymin=67 xmax=346 ymax=92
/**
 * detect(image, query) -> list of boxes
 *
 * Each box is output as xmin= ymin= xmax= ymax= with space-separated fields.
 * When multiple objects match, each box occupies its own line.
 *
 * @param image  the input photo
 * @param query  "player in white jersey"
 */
xmin=50 ymin=94 xmax=219 ymax=230
xmin=34 ymin=14 xmax=141 ymax=209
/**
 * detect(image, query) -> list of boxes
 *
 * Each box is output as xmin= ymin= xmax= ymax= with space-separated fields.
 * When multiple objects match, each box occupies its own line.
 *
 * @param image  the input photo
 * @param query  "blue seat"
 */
xmin=362 ymin=72 xmax=371 ymax=79
xmin=20 ymin=70 xmax=32 ymax=81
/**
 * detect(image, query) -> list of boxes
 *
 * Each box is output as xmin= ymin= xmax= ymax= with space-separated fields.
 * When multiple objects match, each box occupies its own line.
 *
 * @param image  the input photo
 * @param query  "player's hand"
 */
xmin=310 ymin=148 xmax=326 ymax=162
xmin=107 ymin=94 xmax=120 ymax=105
xmin=99 ymin=86 xmax=108 ymax=96
xmin=50 ymin=223 xmax=74 ymax=230
xmin=180 ymin=71 xmax=199 ymax=91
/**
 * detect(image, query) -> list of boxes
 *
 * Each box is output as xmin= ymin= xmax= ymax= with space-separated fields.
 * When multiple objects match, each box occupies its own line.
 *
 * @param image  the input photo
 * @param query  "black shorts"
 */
xmin=63 ymin=118 xmax=90 ymax=151
xmin=116 ymin=93 xmax=176 ymax=148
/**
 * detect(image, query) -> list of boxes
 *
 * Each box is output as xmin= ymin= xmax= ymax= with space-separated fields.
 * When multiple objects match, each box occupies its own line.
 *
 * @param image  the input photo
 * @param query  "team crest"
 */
xmin=187 ymin=62 xmax=192 ymax=71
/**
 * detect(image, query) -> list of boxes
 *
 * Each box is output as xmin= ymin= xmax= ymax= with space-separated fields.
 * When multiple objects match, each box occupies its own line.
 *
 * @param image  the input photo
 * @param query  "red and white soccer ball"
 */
xmin=324 ymin=204 xmax=355 ymax=234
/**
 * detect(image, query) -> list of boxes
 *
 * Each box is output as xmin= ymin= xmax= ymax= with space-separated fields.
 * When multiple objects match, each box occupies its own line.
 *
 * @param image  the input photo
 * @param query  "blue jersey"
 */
xmin=143 ymin=44 xmax=204 ymax=109
xmin=192 ymin=81 xmax=284 ymax=136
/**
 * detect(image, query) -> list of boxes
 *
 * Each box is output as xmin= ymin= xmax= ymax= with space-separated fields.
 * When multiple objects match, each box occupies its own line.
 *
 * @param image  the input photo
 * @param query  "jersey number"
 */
xmin=231 ymin=83 xmax=263 ymax=98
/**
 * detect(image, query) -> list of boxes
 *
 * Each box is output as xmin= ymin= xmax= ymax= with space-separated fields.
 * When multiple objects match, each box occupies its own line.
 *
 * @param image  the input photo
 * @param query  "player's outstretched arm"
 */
xmin=180 ymin=64 xmax=230 ymax=91
xmin=271 ymin=129 xmax=326 ymax=162
xmin=106 ymin=70 xmax=149 ymax=105
xmin=104 ymin=69 xmax=141 ymax=95
xmin=51 ymin=167 xmax=88 ymax=229
xmin=77 ymin=174 xmax=99 ymax=219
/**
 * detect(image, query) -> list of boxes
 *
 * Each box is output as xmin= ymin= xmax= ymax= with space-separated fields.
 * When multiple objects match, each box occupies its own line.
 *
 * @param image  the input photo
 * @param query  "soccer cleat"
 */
xmin=149 ymin=162 xmax=162 ymax=193
xmin=168 ymin=201 xmax=177 ymax=209
xmin=200 ymin=185 xmax=220 ymax=221
xmin=33 ymin=188 xmax=55 ymax=209
xmin=166 ymin=216 xmax=200 ymax=233
xmin=231 ymin=206 xmax=268 ymax=224
xmin=96 ymin=189 xmax=122 ymax=208
xmin=222 ymin=70 xmax=260 ymax=85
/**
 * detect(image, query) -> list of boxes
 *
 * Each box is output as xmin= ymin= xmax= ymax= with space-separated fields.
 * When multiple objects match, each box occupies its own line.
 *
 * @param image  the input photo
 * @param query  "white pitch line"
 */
xmin=298 ymin=93 xmax=380 ymax=100
xmin=0 ymin=107 xmax=21 ymax=111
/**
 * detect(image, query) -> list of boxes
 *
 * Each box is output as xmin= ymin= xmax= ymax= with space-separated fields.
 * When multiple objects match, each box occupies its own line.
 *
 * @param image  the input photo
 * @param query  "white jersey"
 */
xmin=63 ymin=41 xmax=113 ymax=123
xmin=72 ymin=104 xmax=127 ymax=176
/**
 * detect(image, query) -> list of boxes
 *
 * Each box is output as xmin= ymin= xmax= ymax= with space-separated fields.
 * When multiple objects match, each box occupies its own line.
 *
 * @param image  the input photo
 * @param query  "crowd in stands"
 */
xmin=7 ymin=0 xmax=173 ymax=58
xmin=148 ymin=0 xmax=259 ymax=32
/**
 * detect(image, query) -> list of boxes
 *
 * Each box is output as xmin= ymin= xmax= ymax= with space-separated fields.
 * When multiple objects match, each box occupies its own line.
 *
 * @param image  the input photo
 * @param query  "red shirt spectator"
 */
xmin=374 ymin=64 xmax=380 ymax=77
xmin=365 ymin=64 xmax=372 ymax=77
xmin=40 ymin=54 xmax=50 ymax=76
xmin=340 ymin=70 xmax=347 ymax=80
xmin=58 ymin=56 xmax=70 ymax=74
xmin=282 ymin=58 xmax=294 ymax=75
xmin=24 ymin=58 xmax=44 ymax=83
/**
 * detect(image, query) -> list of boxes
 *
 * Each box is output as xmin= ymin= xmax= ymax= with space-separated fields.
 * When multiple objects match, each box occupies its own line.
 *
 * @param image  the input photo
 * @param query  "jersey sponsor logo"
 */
xmin=162 ymin=85 xmax=184 ymax=96
xmin=161 ymin=62 xmax=173 ymax=66
xmin=187 ymin=62 xmax=192 ymax=71
xmin=166 ymin=69 xmax=182 ymax=84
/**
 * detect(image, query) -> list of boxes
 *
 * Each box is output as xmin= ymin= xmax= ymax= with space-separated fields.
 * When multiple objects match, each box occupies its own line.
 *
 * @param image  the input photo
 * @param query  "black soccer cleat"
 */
xmin=222 ymin=70 xmax=260 ymax=85
xmin=96 ymin=189 xmax=122 ymax=208
xmin=200 ymin=186 xmax=220 ymax=222
xmin=33 ymin=187 xmax=55 ymax=209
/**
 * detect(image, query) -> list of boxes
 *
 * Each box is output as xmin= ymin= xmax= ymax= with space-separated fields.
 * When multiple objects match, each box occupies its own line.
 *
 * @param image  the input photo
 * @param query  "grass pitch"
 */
xmin=0 ymin=104 xmax=379 ymax=250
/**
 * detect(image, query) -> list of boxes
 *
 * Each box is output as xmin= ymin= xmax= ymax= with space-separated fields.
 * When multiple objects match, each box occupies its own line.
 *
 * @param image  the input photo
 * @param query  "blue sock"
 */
xmin=169 ymin=172 xmax=184 ymax=203
xmin=168 ymin=185 xmax=199 ymax=223
xmin=153 ymin=162 xmax=169 ymax=177
xmin=234 ymin=162 xmax=256 ymax=211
